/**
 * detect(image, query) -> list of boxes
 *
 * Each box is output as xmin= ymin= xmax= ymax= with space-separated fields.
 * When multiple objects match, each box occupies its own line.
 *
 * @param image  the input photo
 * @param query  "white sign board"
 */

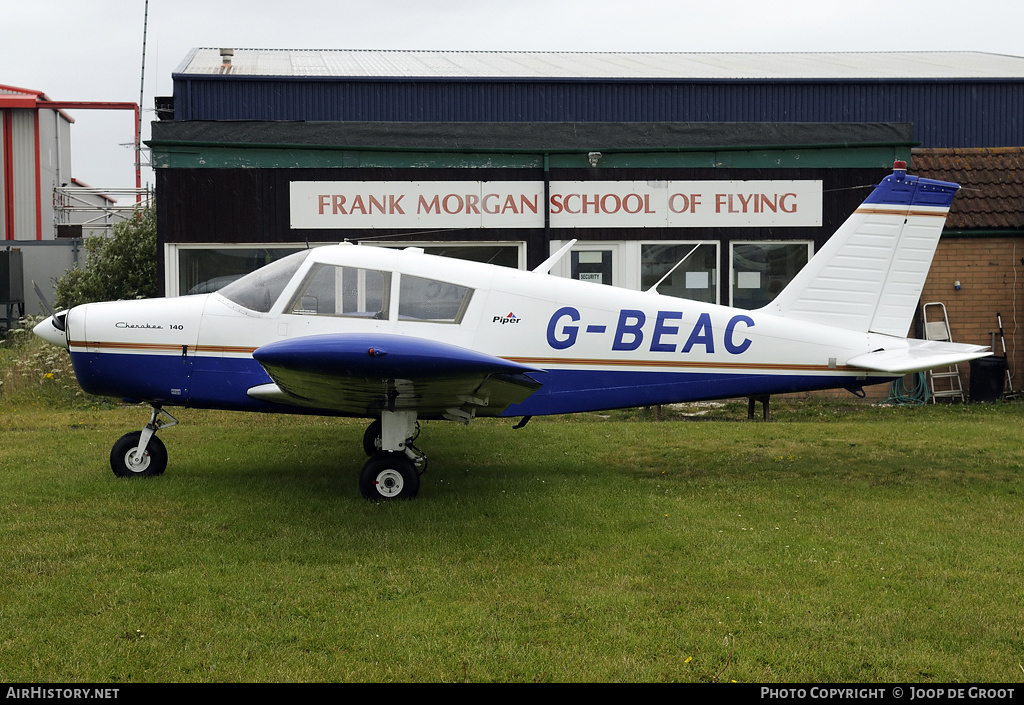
xmin=290 ymin=181 xmax=545 ymax=229
xmin=290 ymin=180 xmax=823 ymax=229
xmin=548 ymin=181 xmax=822 ymax=228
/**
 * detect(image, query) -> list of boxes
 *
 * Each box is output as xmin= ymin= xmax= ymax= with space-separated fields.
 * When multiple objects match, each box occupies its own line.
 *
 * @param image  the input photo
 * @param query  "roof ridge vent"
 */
xmin=219 ymin=48 xmax=233 ymax=74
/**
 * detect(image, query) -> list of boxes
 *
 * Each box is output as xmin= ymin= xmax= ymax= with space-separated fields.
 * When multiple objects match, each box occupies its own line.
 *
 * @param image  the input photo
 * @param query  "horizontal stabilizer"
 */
xmin=847 ymin=339 xmax=990 ymax=374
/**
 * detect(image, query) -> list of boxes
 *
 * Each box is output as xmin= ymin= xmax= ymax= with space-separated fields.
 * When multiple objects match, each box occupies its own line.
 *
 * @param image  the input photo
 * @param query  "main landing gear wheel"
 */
xmin=359 ymin=453 xmax=420 ymax=500
xmin=110 ymin=431 xmax=167 ymax=478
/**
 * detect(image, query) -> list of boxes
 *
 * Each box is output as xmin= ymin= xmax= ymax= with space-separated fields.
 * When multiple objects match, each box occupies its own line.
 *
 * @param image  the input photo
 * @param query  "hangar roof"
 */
xmin=176 ymin=49 xmax=1024 ymax=81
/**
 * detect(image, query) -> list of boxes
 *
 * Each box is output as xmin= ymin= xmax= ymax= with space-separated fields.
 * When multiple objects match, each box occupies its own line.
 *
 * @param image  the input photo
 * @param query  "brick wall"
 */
xmin=800 ymin=149 xmax=1024 ymax=405
xmin=918 ymin=236 xmax=1022 ymax=395
xmin=799 ymin=236 xmax=1021 ymax=404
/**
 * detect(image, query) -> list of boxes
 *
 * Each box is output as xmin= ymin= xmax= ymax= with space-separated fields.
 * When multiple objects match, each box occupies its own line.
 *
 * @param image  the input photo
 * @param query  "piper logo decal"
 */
xmin=493 ymin=312 xmax=521 ymax=325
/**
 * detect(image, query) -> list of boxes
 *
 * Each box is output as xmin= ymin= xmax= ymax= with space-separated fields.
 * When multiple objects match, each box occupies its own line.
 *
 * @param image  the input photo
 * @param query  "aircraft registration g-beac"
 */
xmin=35 ymin=162 xmax=990 ymax=500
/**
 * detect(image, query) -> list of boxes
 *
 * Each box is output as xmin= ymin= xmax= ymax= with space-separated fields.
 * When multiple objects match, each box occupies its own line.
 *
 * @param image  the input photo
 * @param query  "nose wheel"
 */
xmin=111 ymin=431 xmax=167 ymax=477
xmin=110 ymin=405 xmax=177 ymax=478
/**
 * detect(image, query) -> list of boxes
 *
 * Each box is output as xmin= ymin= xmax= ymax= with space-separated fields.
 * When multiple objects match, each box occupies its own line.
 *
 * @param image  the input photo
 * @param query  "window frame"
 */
xmin=396 ymin=273 xmax=475 ymax=325
xmin=728 ymin=240 xmax=814 ymax=309
xmin=287 ymin=262 xmax=393 ymax=320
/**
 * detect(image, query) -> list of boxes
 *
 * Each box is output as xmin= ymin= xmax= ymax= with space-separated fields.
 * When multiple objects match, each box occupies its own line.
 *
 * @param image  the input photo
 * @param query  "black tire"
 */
xmin=362 ymin=419 xmax=382 ymax=456
xmin=110 ymin=431 xmax=167 ymax=478
xmin=359 ymin=453 xmax=420 ymax=500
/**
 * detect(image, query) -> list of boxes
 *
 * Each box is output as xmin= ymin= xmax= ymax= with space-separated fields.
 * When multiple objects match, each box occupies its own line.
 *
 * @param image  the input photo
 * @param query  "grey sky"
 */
xmin=3 ymin=0 xmax=1023 ymax=191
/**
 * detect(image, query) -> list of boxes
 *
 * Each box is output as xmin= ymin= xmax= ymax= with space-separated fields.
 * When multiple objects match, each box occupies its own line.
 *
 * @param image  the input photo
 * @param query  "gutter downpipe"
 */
xmin=542 ymin=152 xmax=550 ymax=272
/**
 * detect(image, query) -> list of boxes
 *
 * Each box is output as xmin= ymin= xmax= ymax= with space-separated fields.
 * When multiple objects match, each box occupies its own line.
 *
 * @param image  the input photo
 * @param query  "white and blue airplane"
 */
xmin=34 ymin=162 xmax=989 ymax=499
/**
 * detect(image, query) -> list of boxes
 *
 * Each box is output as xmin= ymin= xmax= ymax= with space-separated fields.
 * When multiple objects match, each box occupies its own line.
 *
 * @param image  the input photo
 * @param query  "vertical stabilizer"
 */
xmin=760 ymin=163 xmax=959 ymax=336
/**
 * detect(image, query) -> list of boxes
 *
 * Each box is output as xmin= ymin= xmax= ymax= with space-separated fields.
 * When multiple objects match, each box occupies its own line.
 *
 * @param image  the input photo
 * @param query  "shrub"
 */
xmin=53 ymin=206 xmax=157 ymax=310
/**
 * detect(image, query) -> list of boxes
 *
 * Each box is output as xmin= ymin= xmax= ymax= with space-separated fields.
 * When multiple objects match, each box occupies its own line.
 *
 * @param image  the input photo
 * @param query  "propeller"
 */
xmin=33 ymin=281 xmax=65 ymax=332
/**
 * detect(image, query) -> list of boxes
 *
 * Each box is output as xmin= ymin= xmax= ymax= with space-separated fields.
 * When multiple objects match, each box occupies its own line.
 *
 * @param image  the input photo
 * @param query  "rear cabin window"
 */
xmin=289 ymin=264 xmax=391 ymax=319
xmin=398 ymin=275 xmax=473 ymax=323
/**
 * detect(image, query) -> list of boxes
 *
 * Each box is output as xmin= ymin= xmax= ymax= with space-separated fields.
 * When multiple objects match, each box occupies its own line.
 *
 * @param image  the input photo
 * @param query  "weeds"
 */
xmin=0 ymin=316 xmax=106 ymax=408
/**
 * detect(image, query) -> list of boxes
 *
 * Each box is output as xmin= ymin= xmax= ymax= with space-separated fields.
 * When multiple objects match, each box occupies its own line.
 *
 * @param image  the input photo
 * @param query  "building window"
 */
xmin=550 ymin=240 xmax=721 ymax=304
xmin=171 ymin=245 xmax=308 ymax=296
xmin=371 ymin=242 xmax=523 ymax=269
xmin=730 ymin=241 xmax=812 ymax=310
xmin=641 ymin=242 xmax=718 ymax=303
xmin=571 ymin=249 xmax=614 ymax=285
xmin=166 ymin=242 xmax=523 ymax=298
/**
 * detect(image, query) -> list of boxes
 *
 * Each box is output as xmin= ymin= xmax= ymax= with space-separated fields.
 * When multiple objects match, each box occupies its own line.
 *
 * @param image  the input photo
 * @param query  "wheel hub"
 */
xmin=125 ymin=449 xmax=150 ymax=472
xmin=374 ymin=469 xmax=405 ymax=498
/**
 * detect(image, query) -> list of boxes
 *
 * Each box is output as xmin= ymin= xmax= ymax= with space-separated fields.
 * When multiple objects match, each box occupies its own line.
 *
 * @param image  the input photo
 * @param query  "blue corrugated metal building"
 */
xmin=150 ymin=48 xmax=1024 ymax=350
xmin=167 ymin=49 xmax=1024 ymax=148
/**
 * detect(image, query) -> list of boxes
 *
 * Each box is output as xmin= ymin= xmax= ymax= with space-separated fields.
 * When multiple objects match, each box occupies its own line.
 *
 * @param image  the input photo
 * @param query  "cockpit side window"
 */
xmin=398 ymin=275 xmax=473 ymax=323
xmin=289 ymin=264 xmax=391 ymax=319
xmin=217 ymin=250 xmax=311 ymax=313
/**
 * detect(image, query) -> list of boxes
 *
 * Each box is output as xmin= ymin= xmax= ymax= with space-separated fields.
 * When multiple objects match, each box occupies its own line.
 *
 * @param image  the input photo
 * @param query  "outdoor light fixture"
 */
xmin=588 ymin=151 xmax=602 ymax=167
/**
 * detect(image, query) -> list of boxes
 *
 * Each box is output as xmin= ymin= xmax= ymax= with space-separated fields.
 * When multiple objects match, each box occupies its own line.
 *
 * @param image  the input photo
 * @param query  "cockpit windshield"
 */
xmin=217 ymin=250 xmax=311 ymax=313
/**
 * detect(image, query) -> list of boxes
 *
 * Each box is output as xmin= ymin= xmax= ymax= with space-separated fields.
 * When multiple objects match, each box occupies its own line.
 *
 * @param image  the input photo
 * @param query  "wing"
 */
xmin=247 ymin=333 xmax=543 ymax=420
xmin=847 ymin=338 xmax=990 ymax=374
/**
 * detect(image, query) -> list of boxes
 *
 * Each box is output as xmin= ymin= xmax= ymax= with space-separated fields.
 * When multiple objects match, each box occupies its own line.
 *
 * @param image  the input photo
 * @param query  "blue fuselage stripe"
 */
xmin=70 ymin=351 xmax=890 ymax=416
xmin=501 ymin=369 xmax=888 ymax=415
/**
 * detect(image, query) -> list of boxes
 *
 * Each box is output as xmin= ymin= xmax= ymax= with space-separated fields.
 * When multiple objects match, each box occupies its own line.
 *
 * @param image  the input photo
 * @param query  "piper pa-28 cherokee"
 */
xmin=35 ymin=162 xmax=990 ymax=500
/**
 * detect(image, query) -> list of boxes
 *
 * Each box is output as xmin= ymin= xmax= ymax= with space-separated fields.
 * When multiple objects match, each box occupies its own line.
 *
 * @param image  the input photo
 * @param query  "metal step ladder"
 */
xmin=922 ymin=302 xmax=966 ymax=403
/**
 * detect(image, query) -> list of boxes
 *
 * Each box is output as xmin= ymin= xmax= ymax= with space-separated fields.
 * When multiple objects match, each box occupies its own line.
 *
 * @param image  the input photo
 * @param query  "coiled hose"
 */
xmin=886 ymin=372 xmax=930 ymax=405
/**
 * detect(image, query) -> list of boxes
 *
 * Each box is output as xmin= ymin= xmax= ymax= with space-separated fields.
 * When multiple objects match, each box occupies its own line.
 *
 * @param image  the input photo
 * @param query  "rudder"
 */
xmin=759 ymin=162 xmax=959 ymax=336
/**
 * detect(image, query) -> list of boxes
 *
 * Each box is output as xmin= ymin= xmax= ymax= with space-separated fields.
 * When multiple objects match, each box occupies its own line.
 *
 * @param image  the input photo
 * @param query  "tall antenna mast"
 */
xmin=137 ymin=0 xmax=149 ymax=199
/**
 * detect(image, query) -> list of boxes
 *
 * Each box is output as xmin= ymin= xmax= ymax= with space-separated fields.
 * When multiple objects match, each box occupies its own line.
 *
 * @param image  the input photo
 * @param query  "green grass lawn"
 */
xmin=1 ymin=396 xmax=1022 ymax=683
